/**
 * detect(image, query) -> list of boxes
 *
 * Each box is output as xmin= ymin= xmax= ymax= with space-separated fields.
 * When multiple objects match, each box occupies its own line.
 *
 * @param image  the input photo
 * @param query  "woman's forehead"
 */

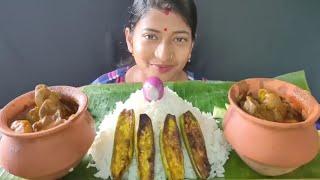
xmin=135 ymin=8 xmax=191 ymax=33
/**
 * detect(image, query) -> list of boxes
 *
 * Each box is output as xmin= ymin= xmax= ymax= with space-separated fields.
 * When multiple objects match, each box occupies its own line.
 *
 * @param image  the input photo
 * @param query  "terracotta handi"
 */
xmin=223 ymin=78 xmax=320 ymax=176
xmin=0 ymin=86 xmax=95 ymax=180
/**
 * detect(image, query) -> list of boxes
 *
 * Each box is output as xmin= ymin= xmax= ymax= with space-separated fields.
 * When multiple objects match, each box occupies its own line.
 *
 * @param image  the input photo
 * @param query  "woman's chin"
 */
xmin=147 ymin=71 xmax=187 ymax=82
xmin=147 ymin=73 xmax=172 ymax=82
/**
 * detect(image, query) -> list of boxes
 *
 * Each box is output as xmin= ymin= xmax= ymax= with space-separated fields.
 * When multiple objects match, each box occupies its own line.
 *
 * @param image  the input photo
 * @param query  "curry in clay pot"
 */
xmin=0 ymin=84 xmax=95 ymax=180
xmin=223 ymin=78 xmax=320 ymax=176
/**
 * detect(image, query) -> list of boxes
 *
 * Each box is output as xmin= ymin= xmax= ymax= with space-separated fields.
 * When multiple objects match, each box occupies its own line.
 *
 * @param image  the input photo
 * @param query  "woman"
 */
xmin=93 ymin=0 xmax=198 ymax=84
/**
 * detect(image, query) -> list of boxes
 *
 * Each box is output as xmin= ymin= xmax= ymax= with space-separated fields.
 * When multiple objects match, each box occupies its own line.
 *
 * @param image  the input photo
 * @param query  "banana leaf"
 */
xmin=1 ymin=70 xmax=319 ymax=179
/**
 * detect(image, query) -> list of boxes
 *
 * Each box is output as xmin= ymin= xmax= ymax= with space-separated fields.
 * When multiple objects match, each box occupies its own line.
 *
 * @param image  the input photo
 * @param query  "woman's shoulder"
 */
xmin=186 ymin=70 xmax=207 ymax=81
xmin=92 ymin=67 xmax=205 ymax=84
xmin=92 ymin=66 xmax=130 ymax=84
xmin=186 ymin=70 xmax=195 ymax=80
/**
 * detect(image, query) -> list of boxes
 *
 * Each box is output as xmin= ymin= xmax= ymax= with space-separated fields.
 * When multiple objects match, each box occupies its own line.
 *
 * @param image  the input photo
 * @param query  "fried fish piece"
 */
xmin=180 ymin=111 xmax=211 ymax=179
xmin=110 ymin=109 xmax=135 ymax=180
xmin=136 ymin=114 xmax=155 ymax=180
xmin=160 ymin=114 xmax=184 ymax=180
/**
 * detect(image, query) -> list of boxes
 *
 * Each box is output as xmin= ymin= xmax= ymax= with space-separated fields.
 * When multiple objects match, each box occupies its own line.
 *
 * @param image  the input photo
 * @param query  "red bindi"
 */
xmin=163 ymin=7 xmax=171 ymax=15
xmin=164 ymin=28 xmax=167 ymax=31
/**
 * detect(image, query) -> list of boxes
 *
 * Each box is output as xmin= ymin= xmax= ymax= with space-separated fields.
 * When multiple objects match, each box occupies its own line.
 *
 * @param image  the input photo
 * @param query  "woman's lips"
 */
xmin=151 ymin=64 xmax=174 ymax=73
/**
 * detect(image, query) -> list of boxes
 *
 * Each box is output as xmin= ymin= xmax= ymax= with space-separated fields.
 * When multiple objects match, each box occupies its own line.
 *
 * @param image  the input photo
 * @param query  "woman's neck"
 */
xmin=125 ymin=65 xmax=188 ymax=83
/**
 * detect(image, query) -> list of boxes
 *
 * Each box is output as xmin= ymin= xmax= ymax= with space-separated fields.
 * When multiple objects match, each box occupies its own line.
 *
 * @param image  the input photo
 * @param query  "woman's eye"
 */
xmin=143 ymin=34 xmax=158 ymax=40
xmin=175 ymin=37 xmax=188 ymax=43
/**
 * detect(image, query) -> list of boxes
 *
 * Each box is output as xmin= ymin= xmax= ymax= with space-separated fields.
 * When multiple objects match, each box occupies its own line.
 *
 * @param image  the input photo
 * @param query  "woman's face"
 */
xmin=125 ymin=8 xmax=193 ymax=81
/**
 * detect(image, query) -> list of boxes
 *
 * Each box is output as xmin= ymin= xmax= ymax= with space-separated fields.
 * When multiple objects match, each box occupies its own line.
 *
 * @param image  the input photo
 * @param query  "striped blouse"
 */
xmin=92 ymin=66 xmax=196 ymax=84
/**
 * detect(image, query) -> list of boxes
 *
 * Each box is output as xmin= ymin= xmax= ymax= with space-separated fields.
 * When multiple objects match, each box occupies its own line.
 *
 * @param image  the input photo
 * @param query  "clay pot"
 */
xmin=0 ymin=86 xmax=95 ymax=179
xmin=223 ymin=78 xmax=320 ymax=176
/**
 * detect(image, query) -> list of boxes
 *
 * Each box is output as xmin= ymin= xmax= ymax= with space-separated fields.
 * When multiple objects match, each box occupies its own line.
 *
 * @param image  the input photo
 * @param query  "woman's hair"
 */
xmin=127 ymin=0 xmax=197 ymax=40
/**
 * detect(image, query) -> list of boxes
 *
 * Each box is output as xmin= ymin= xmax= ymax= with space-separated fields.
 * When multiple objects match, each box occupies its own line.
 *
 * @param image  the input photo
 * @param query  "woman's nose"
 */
xmin=154 ymin=42 xmax=173 ymax=62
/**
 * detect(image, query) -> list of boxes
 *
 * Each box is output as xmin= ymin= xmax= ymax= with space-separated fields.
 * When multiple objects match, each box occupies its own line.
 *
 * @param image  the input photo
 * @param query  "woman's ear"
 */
xmin=189 ymin=42 xmax=195 ymax=59
xmin=125 ymin=27 xmax=133 ymax=53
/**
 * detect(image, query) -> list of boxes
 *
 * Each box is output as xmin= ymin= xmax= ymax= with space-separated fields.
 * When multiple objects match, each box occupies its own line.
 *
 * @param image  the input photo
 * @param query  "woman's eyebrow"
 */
xmin=142 ymin=28 xmax=161 ymax=33
xmin=173 ymin=30 xmax=190 ymax=35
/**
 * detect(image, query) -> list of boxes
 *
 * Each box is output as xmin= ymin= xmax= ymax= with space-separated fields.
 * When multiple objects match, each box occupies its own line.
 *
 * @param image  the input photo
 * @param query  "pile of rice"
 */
xmin=88 ymin=87 xmax=231 ymax=179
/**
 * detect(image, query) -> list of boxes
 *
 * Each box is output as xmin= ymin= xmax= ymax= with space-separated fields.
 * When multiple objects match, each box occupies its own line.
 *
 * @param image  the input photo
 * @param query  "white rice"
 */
xmin=87 ymin=87 xmax=231 ymax=179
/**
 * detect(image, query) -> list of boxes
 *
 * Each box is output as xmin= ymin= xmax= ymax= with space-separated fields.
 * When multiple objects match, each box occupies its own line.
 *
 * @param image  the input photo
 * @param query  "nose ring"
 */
xmin=170 ymin=54 xmax=173 ymax=61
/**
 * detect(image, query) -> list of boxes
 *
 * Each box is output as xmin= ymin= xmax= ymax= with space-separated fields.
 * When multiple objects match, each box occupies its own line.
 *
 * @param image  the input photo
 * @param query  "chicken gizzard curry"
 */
xmin=238 ymin=88 xmax=304 ymax=123
xmin=10 ymin=84 xmax=78 ymax=133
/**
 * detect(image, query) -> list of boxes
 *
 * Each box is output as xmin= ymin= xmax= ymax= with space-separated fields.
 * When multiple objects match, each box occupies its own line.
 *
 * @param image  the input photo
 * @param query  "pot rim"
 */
xmin=228 ymin=78 xmax=320 ymax=129
xmin=0 ymin=86 xmax=88 ymax=138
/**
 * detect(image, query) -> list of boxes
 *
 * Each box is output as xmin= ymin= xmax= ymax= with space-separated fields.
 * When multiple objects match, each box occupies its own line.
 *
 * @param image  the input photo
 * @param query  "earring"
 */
xmin=188 ymin=58 xmax=191 ymax=63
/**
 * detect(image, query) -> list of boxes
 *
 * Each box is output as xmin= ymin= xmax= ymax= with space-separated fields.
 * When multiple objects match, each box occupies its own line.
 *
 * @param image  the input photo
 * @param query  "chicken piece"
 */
xmin=26 ymin=107 xmax=40 ymax=124
xmin=258 ymin=89 xmax=283 ymax=109
xmin=242 ymin=96 xmax=259 ymax=115
xmin=10 ymin=120 xmax=33 ymax=133
xmin=259 ymin=89 xmax=288 ymax=121
xmin=32 ymin=116 xmax=54 ymax=132
xmin=32 ymin=114 xmax=67 ymax=132
xmin=39 ymin=99 xmax=60 ymax=119
xmin=35 ymin=85 xmax=66 ymax=117
xmin=48 ymin=91 xmax=60 ymax=103
xmin=47 ymin=92 xmax=75 ymax=119
xmin=256 ymin=105 xmax=276 ymax=121
xmin=35 ymin=84 xmax=51 ymax=107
